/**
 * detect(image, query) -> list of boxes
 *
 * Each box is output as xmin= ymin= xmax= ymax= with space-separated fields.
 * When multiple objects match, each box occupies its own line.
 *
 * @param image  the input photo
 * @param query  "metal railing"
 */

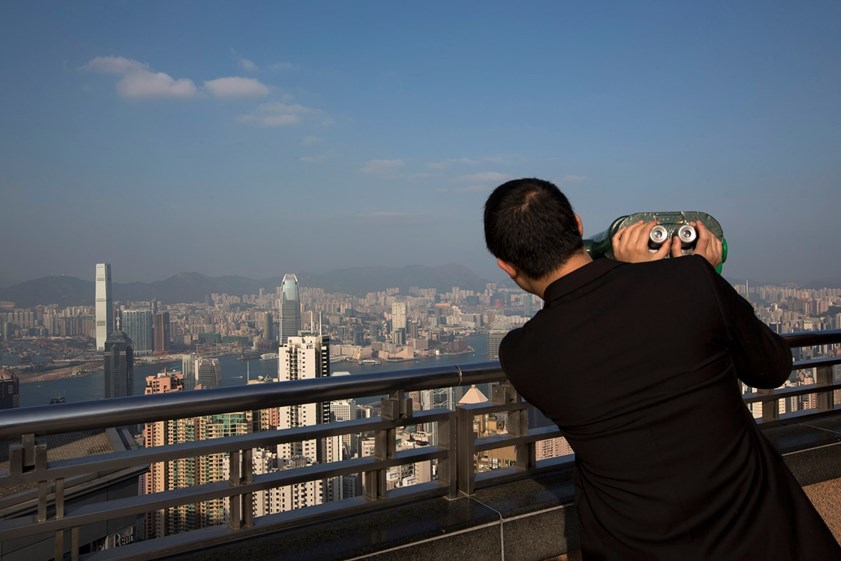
xmin=0 ymin=330 xmax=840 ymax=561
xmin=745 ymin=330 xmax=841 ymax=425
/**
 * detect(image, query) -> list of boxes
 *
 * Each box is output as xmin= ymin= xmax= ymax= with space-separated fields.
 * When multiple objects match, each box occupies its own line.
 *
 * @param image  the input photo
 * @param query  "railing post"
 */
xmin=54 ymin=527 xmax=64 ymax=561
xmin=54 ymin=476 xmax=67 ymax=560
xmin=456 ymin=405 xmax=476 ymax=495
xmin=10 ymin=433 xmax=47 ymax=477
xmin=497 ymin=383 xmax=532 ymax=471
xmin=71 ymin=526 xmax=80 ymax=561
xmin=242 ymin=447 xmax=254 ymax=528
xmin=381 ymin=389 xmax=412 ymax=421
xmin=816 ymin=365 xmax=834 ymax=411
xmin=759 ymin=389 xmax=779 ymax=422
xmin=228 ymin=450 xmax=242 ymax=531
xmin=437 ymin=410 xmax=458 ymax=499
xmin=365 ymin=390 xmax=408 ymax=501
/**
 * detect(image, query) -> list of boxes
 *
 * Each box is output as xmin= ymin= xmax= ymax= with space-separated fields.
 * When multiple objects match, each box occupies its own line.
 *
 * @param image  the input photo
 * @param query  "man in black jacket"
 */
xmin=484 ymin=178 xmax=839 ymax=560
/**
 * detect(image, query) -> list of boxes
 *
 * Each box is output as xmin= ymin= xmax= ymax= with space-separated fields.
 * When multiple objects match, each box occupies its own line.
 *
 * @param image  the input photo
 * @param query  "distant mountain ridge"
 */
xmin=0 ymin=264 xmax=490 ymax=307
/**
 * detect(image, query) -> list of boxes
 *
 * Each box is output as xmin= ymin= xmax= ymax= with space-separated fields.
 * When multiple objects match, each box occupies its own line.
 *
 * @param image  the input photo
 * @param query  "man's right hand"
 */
xmin=674 ymin=221 xmax=722 ymax=269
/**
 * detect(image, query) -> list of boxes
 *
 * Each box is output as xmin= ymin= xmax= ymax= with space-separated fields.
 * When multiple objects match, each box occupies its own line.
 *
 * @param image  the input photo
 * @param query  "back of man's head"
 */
xmin=484 ymin=178 xmax=583 ymax=279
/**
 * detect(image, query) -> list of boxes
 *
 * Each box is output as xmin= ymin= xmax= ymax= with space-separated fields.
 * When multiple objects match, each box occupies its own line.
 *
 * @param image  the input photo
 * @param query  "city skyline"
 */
xmin=2 ymin=2 xmax=840 ymax=285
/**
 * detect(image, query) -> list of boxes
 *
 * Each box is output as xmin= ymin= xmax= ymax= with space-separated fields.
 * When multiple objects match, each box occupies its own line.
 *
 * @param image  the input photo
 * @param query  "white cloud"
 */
xmin=302 ymin=136 xmax=323 ymax=145
xmin=299 ymin=154 xmax=327 ymax=163
xmin=237 ymin=102 xmax=322 ymax=127
xmin=84 ymin=56 xmax=197 ymax=99
xmin=454 ymin=171 xmax=510 ymax=192
xmin=560 ymin=175 xmax=588 ymax=184
xmin=360 ymin=159 xmax=404 ymax=174
xmin=350 ymin=211 xmax=426 ymax=226
xmin=269 ymin=61 xmax=297 ymax=71
xmin=83 ymin=56 xmax=149 ymax=75
xmin=357 ymin=211 xmax=411 ymax=218
xmin=229 ymin=48 xmax=259 ymax=72
xmin=239 ymin=57 xmax=259 ymax=72
xmin=404 ymin=172 xmax=437 ymax=180
xmin=427 ymin=155 xmax=513 ymax=170
xmin=204 ymin=77 xmax=269 ymax=98
xmin=457 ymin=171 xmax=509 ymax=184
xmin=427 ymin=157 xmax=479 ymax=170
xmin=117 ymin=71 xmax=198 ymax=99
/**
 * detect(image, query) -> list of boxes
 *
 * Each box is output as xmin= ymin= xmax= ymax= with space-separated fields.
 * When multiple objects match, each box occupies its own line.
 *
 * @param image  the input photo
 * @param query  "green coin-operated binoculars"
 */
xmin=583 ymin=211 xmax=728 ymax=273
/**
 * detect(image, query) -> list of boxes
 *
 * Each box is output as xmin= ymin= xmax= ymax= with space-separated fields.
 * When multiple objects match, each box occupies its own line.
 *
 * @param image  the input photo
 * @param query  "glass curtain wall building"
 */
xmin=279 ymin=274 xmax=302 ymax=345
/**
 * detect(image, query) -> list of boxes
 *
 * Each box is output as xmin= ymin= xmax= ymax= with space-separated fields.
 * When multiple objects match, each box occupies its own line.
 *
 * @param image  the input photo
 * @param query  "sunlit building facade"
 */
xmin=95 ymin=263 xmax=113 ymax=351
xmin=278 ymin=334 xmax=342 ymax=506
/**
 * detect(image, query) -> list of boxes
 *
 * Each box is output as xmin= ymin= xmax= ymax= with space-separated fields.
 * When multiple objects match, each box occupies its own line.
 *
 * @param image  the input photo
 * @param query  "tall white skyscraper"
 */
xmin=95 ymin=263 xmax=113 ymax=351
xmin=278 ymin=274 xmax=301 ymax=345
xmin=391 ymin=301 xmax=407 ymax=331
xmin=420 ymin=387 xmax=455 ymax=446
xmin=182 ymin=353 xmax=197 ymax=390
xmin=278 ymin=334 xmax=342 ymax=505
xmin=278 ymin=334 xmax=330 ymax=459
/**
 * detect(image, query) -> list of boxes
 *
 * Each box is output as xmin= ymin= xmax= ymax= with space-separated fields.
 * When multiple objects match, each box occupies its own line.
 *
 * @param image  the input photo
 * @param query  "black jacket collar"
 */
xmin=543 ymin=258 xmax=624 ymax=303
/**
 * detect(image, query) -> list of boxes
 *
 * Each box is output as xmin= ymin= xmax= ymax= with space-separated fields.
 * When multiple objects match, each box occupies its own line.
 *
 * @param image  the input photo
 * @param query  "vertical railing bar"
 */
xmin=243 ymin=447 xmax=254 ymax=528
xmin=71 ymin=526 xmax=80 ymax=561
xmin=22 ymin=433 xmax=36 ymax=469
xmin=363 ymin=469 xmax=378 ymax=501
xmin=228 ymin=450 xmax=241 ymax=531
xmin=438 ymin=410 xmax=458 ymax=499
xmin=37 ymin=480 xmax=48 ymax=522
xmin=456 ymin=405 xmax=475 ymax=495
xmin=54 ymin=528 xmax=64 ymax=561
xmin=374 ymin=425 xmax=386 ymax=499
xmin=760 ymin=389 xmax=779 ymax=422
xmin=55 ymin=477 xmax=65 ymax=519
xmin=505 ymin=384 xmax=531 ymax=473
xmin=816 ymin=365 xmax=833 ymax=411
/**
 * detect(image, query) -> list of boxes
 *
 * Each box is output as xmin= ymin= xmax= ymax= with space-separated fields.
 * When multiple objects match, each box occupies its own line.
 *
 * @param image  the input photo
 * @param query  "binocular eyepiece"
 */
xmin=648 ymin=224 xmax=697 ymax=250
xmin=583 ymin=211 xmax=728 ymax=273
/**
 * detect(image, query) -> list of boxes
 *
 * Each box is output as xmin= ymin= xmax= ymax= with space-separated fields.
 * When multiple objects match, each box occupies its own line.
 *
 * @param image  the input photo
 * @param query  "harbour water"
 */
xmin=17 ymin=335 xmax=490 ymax=409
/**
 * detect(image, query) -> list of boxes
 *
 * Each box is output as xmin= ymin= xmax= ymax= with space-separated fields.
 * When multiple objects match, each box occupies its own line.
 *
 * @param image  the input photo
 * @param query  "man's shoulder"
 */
xmin=499 ymin=327 xmax=522 ymax=353
xmin=618 ymin=254 xmax=714 ymax=280
xmin=498 ymin=326 xmax=527 ymax=366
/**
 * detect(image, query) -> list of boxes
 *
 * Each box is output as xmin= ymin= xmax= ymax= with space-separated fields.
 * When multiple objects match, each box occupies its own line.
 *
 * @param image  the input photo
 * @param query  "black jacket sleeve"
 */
xmin=702 ymin=257 xmax=792 ymax=388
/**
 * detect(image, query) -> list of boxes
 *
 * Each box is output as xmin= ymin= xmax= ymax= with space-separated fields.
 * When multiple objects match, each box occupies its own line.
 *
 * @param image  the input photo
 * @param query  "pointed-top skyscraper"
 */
xmin=278 ymin=274 xmax=301 ymax=345
xmin=104 ymin=315 xmax=134 ymax=399
xmin=195 ymin=357 xmax=221 ymax=390
xmin=95 ymin=263 xmax=113 ymax=351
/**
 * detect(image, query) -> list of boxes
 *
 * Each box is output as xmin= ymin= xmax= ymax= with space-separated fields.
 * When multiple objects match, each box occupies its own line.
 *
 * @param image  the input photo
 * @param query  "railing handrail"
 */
xmin=1 ymin=330 xmax=839 ymax=440
xmin=783 ymin=329 xmax=841 ymax=347
xmin=0 ymin=330 xmax=838 ymax=561
xmin=0 ymin=361 xmax=505 ymax=439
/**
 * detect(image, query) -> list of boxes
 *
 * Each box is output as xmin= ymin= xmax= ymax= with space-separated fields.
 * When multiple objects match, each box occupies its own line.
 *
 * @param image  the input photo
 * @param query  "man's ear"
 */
xmin=575 ymin=214 xmax=584 ymax=237
xmin=496 ymin=258 xmax=519 ymax=279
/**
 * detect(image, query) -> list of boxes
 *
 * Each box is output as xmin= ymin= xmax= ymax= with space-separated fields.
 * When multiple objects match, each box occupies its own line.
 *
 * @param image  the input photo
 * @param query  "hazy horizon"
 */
xmin=2 ymin=2 xmax=840 ymax=286
xmin=2 ymin=261 xmax=839 ymax=292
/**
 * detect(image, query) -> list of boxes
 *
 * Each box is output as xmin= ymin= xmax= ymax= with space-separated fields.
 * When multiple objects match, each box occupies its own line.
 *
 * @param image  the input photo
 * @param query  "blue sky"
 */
xmin=1 ymin=1 xmax=839 ymax=285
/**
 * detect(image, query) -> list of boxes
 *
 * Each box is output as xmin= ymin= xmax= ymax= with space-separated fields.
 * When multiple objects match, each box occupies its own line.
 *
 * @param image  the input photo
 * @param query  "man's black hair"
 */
xmin=484 ymin=178 xmax=583 ymax=279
